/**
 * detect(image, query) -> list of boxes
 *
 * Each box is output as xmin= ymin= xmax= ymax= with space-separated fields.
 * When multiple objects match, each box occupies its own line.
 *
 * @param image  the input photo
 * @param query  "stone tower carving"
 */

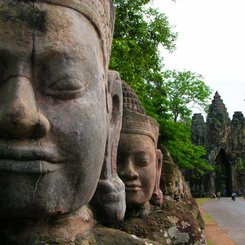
xmin=191 ymin=113 xmax=206 ymax=146
xmin=191 ymin=91 xmax=245 ymax=195
xmin=206 ymin=91 xmax=231 ymax=147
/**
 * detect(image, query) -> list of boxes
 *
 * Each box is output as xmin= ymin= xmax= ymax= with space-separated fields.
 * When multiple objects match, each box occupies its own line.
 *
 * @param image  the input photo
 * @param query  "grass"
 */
xmin=201 ymin=209 xmax=215 ymax=224
xmin=196 ymin=198 xmax=216 ymax=244
xmin=196 ymin=198 xmax=211 ymax=206
xmin=196 ymin=198 xmax=215 ymax=224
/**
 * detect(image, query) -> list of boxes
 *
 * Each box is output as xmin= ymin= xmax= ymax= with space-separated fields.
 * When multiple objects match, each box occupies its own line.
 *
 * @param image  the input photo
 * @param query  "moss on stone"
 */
xmin=0 ymin=2 xmax=47 ymax=32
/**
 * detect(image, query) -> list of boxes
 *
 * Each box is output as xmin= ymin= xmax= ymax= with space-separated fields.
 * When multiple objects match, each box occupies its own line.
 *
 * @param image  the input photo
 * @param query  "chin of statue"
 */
xmin=0 ymin=205 xmax=94 ymax=245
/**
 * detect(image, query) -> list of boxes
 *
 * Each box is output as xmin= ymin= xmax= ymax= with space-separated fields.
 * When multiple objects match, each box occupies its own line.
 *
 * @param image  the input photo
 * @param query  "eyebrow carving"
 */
xmin=34 ymin=45 xmax=95 ymax=66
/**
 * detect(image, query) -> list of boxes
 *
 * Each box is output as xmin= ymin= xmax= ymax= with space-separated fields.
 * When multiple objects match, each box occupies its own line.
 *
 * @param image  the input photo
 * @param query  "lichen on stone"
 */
xmin=0 ymin=2 xmax=47 ymax=32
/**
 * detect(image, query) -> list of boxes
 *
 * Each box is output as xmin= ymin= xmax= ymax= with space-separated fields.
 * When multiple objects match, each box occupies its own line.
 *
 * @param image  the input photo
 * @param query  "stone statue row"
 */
xmin=0 ymin=1 xmax=205 ymax=244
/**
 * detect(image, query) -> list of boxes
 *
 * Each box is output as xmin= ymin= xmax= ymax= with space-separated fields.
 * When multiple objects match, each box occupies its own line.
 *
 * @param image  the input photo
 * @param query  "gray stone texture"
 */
xmin=191 ymin=91 xmax=245 ymax=195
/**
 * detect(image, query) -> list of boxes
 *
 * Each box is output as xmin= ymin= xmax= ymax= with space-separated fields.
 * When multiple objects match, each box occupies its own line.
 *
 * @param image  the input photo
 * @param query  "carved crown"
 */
xmin=121 ymin=81 xmax=159 ymax=145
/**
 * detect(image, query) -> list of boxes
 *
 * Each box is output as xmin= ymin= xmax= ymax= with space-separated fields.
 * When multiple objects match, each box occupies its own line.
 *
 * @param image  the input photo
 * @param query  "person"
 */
xmin=0 ymin=1 xmax=129 ymax=244
xmin=217 ymin=191 xmax=221 ymax=199
xmin=231 ymin=192 xmax=237 ymax=201
xmin=117 ymin=81 xmax=163 ymax=217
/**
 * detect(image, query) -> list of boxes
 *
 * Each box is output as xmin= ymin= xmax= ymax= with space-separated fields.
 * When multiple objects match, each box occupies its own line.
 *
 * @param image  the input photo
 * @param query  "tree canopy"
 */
xmin=161 ymin=121 xmax=213 ymax=174
xmin=163 ymin=70 xmax=212 ymax=122
xmin=110 ymin=0 xmax=177 ymax=96
xmin=110 ymin=0 xmax=213 ymax=174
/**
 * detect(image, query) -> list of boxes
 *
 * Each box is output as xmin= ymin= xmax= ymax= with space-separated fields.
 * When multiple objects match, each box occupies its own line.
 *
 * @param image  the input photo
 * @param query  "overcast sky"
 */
xmin=152 ymin=0 xmax=245 ymax=118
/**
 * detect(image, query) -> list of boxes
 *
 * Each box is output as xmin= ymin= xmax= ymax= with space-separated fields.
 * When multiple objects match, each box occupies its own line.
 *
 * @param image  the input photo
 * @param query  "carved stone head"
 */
xmin=117 ymin=81 xmax=163 ymax=215
xmin=0 ymin=0 xmax=124 ymax=243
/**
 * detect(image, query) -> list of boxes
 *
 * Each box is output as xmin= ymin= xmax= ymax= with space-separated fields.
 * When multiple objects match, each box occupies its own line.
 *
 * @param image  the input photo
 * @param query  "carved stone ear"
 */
xmin=90 ymin=70 xmax=125 ymax=225
xmin=108 ymin=70 xmax=122 ymax=120
xmin=107 ymin=70 xmax=123 ymax=176
xmin=101 ymin=70 xmax=123 ymax=179
xmin=150 ymin=149 xmax=163 ymax=207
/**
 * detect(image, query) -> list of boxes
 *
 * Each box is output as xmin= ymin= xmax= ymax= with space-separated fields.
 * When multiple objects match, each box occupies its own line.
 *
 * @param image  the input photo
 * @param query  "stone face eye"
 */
xmin=46 ymin=77 xmax=88 ymax=99
xmin=134 ymin=151 xmax=154 ymax=167
xmin=134 ymin=155 xmax=151 ymax=167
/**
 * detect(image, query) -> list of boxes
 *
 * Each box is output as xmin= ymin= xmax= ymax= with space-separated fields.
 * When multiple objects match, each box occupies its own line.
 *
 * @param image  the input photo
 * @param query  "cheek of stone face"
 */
xmin=37 ymin=88 xmax=107 ymax=212
xmin=125 ymin=165 xmax=156 ymax=207
xmin=139 ymin=167 xmax=156 ymax=197
xmin=0 ymin=91 xmax=107 ymax=219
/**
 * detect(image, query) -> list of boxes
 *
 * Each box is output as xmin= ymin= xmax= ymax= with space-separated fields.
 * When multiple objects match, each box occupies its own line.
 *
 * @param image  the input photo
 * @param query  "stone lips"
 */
xmin=41 ymin=0 xmax=114 ymax=67
xmin=121 ymin=109 xmax=159 ymax=146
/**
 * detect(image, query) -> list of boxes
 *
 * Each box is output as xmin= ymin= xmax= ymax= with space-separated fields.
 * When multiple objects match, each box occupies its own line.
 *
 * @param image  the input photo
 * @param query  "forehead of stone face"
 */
xmin=0 ymin=1 xmax=46 ymax=30
xmin=0 ymin=2 xmax=35 ymax=52
xmin=36 ymin=5 xmax=97 ymax=47
xmin=119 ymin=133 xmax=155 ymax=154
xmin=37 ymin=4 xmax=103 ymax=68
xmin=0 ymin=2 xmax=103 ymax=68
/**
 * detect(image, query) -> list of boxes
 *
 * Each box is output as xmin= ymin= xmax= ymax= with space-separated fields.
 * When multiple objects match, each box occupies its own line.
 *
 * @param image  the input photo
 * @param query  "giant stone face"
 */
xmin=0 ymin=2 xmax=108 ymax=218
xmin=117 ymin=133 xmax=157 ymax=208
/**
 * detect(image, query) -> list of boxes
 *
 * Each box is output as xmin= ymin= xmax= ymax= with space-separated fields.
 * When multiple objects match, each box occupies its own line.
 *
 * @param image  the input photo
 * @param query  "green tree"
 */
xmin=110 ymin=0 xmax=177 ymax=106
xmin=160 ymin=121 xmax=213 ymax=174
xmin=163 ymin=70 xmax=212 ymax=122
xmin=110 ymin=1 xmax=213 ymax=174
xmin=143 ymin=74 xmax=171 ymax=121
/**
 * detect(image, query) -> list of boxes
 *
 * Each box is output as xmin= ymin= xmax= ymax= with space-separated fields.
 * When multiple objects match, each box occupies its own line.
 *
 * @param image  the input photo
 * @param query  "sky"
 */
xmin=152 ymin=0 xmax=245 ymax=118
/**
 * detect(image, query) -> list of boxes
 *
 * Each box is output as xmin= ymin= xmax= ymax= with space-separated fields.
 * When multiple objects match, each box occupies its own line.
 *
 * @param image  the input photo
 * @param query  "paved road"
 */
xmin=203 ymin=197 xmax=245 ymax=245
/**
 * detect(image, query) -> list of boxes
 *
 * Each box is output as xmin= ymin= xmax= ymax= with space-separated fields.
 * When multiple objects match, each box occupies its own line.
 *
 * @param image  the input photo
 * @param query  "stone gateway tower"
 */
xmin=191 ymin=92 xmax=245 ymax=196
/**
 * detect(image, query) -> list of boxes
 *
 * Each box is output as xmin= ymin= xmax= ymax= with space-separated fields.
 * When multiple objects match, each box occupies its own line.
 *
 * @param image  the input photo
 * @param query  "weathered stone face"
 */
xmin=191 ymin=113 xmax=206 ymax=146
xmin=0 ymin=2 xmax=109 ymax=219
xmin=159 ymin=145 xmax=191 ymax=200
xmin=117 ymin=81 xmax=162 ymax=212
xmin=117 ymin=133 xmax=157 ymax=208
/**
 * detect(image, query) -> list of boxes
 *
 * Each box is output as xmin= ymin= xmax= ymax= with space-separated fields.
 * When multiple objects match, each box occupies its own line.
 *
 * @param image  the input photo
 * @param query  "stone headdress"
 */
xmin=42 ymin=0 xmax=115 ymax=67
xmin=121 ymin=81 xmax=159 ymax=146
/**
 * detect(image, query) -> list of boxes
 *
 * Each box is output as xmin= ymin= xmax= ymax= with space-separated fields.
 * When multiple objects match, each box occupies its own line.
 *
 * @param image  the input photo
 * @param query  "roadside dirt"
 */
xmin=199 ymin=207 xmax=235 ymax=245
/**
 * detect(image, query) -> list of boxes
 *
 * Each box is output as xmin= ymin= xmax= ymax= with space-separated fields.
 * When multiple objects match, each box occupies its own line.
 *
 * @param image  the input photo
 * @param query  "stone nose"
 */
xmin=119 ymin=157 xmax=139 ymax=181
xmin=0 ymin=76 xmax=50 ymax=139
